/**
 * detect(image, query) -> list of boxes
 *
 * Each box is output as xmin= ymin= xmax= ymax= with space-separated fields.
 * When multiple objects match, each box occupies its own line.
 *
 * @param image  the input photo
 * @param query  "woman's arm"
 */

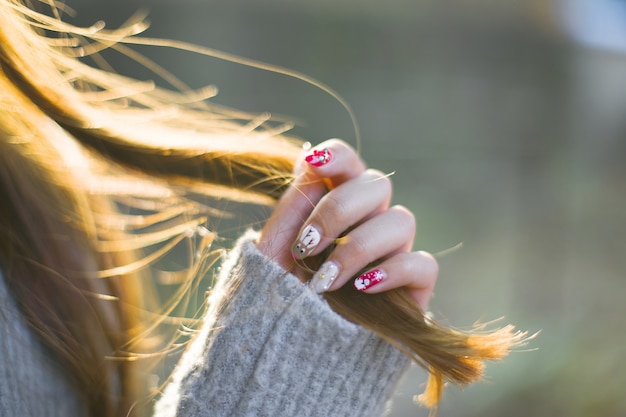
xmin=154 ymin=139 xmax=430 ymax=417
xmin=258 ymin=138 xmax=438 ymax=309
xmin=153 ymin=231 xmax=411 ymax=417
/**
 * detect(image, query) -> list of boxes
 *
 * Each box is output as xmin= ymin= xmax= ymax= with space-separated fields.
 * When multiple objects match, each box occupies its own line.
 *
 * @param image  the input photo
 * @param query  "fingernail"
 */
xmin=304 ymin=148 xmax=332 ymax=167
xmin=292 ymin=224 xmax=321 ymax=259
xmin=309 ymin=261 xmax=339 ymax=293
xmin=354 ymin=269 xmax=385 ymax=291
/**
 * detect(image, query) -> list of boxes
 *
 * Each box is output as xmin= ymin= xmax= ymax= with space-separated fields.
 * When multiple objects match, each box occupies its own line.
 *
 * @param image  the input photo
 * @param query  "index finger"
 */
xmin=302 ymin=139 xmax=367 ymax=187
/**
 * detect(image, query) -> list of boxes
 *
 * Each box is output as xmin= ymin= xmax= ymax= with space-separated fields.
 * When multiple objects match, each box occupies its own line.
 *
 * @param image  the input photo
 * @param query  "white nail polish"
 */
xmin=309 ymin=261 xmax=339 ymax=293
xmin=292 ymin=224 xmax=321 ymax=259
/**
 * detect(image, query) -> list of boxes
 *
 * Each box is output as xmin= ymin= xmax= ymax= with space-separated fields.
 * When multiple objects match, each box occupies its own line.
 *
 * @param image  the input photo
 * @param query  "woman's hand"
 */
xmin=256 ymin=139 xmax=437 ymax=310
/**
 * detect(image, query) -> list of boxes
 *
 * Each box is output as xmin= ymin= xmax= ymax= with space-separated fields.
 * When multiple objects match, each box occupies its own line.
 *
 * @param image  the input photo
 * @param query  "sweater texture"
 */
xmin=0 ymin=231 xmax=410 ymax=417
xmin=0 ymin=261 xmax=87 ymax=416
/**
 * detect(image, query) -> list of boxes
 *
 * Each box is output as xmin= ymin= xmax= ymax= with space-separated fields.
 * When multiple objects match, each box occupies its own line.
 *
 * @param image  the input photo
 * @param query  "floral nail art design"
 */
xmin=292 ymin=224 xmax=321 ymax=258
xmin=304 ymin=148 xmax=332 ymax=167
xmin=354 ymin=269 xmax=385 ymax=291
xmin=310 ymin=261 xmax=339 ymax=293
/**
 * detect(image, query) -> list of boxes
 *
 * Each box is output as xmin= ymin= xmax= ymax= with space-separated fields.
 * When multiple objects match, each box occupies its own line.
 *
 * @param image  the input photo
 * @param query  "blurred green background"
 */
xmin=70 ymin=0 xmax=626 ymax=415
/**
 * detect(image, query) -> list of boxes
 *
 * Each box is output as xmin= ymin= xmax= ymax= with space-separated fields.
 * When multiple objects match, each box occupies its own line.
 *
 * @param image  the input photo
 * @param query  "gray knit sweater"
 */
xmin=0 ymin=231 xmax=410 ymax=417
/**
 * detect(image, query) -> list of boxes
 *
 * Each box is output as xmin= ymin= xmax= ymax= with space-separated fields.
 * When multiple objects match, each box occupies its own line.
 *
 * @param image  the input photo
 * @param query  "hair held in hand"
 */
xmin=326 ymin=286 xmax=528 ymax=411
xmin=0 ymin=2 xmax=530 ymax=416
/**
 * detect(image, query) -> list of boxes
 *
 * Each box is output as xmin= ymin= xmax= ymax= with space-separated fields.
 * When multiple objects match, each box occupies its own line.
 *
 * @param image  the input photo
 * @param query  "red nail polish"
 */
xmin=354 ymin=269 xmax=385 ymax=291
xmin=305 ymin=148 xmax=332 ymax=167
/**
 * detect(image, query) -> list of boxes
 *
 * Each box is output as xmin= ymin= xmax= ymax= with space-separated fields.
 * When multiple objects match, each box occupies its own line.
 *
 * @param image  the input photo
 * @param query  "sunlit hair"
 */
xmin=0 ymin=1 xmax=529 ymax=416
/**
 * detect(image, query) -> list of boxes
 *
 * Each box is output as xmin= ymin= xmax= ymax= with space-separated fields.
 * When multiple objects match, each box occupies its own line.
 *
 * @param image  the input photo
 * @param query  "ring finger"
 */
xmin=307 ymin=205 xmax=415 ymax=293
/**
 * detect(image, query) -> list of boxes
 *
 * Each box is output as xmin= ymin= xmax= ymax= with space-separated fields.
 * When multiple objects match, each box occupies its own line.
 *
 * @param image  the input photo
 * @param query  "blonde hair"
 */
xmin=0 ymin=1 xmax=528 ymax=416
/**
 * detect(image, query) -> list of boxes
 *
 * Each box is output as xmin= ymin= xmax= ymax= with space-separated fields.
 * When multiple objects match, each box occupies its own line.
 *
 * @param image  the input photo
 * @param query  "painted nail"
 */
xmin=309 ymin=261 xmax=339 ymax=293
xmin=292 ymin=224 xmax=321 ymax=259
xmin=354 ymin=269 xmax=385 ymax=291
xmin=304 ymin=148 xmax=332 ymax=167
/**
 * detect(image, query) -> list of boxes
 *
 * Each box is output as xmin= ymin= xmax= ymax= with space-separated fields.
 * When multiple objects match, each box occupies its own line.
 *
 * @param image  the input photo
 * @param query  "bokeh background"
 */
xmin=70 ymin=0 xmax=626 ymax=416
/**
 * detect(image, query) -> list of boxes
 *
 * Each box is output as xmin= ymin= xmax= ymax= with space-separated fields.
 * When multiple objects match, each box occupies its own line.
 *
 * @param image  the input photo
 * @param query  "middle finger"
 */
xmin=291 ymin=169 xmax=392 ymax=260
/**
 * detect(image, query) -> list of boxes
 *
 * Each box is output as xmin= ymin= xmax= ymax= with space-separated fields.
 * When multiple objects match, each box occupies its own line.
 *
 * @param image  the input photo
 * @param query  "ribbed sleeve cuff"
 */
xmin=155 ymin=230 xmax=410 ymax=417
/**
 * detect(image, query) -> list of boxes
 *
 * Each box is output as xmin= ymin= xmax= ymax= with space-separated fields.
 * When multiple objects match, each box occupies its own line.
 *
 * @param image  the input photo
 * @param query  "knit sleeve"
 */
xmin=153 ymin=230 xmax=411 ymax=417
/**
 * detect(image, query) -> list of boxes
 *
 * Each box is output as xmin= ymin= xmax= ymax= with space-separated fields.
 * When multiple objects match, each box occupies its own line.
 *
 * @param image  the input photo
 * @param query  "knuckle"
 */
xmin=350 ymin=235 xmax=370 ymax=256
xmin=391 ymin=205 xmax=416 ymax=229
xmin=337 ymin=234 xmax=369 ymax=262
xmin=364 ymin=169 xmax=392 ymax=193
xmin=321 ymin=193 xmax=349 ymax=221
xmin=418 ymin=251 xmax=439 ymax=285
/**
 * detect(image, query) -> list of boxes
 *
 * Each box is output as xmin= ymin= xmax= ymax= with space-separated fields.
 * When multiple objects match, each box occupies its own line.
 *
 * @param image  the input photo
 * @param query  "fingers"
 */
xmin=257 ymin=139 xmax=365 ymax=269
xmin=302 ymin=139 xmax=366 ymax=187
xmin=304 ymin=204 xmax=437 ymax=310
xmin=291 ymin=169 xmax=392 ymax=259
xmin=258 ymin=138 xmax=438 ymax=310
xmin=306 ymin=204 xmax=414 ymax=290
xmin=353 ymin=252 xmax=438 ymax=310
